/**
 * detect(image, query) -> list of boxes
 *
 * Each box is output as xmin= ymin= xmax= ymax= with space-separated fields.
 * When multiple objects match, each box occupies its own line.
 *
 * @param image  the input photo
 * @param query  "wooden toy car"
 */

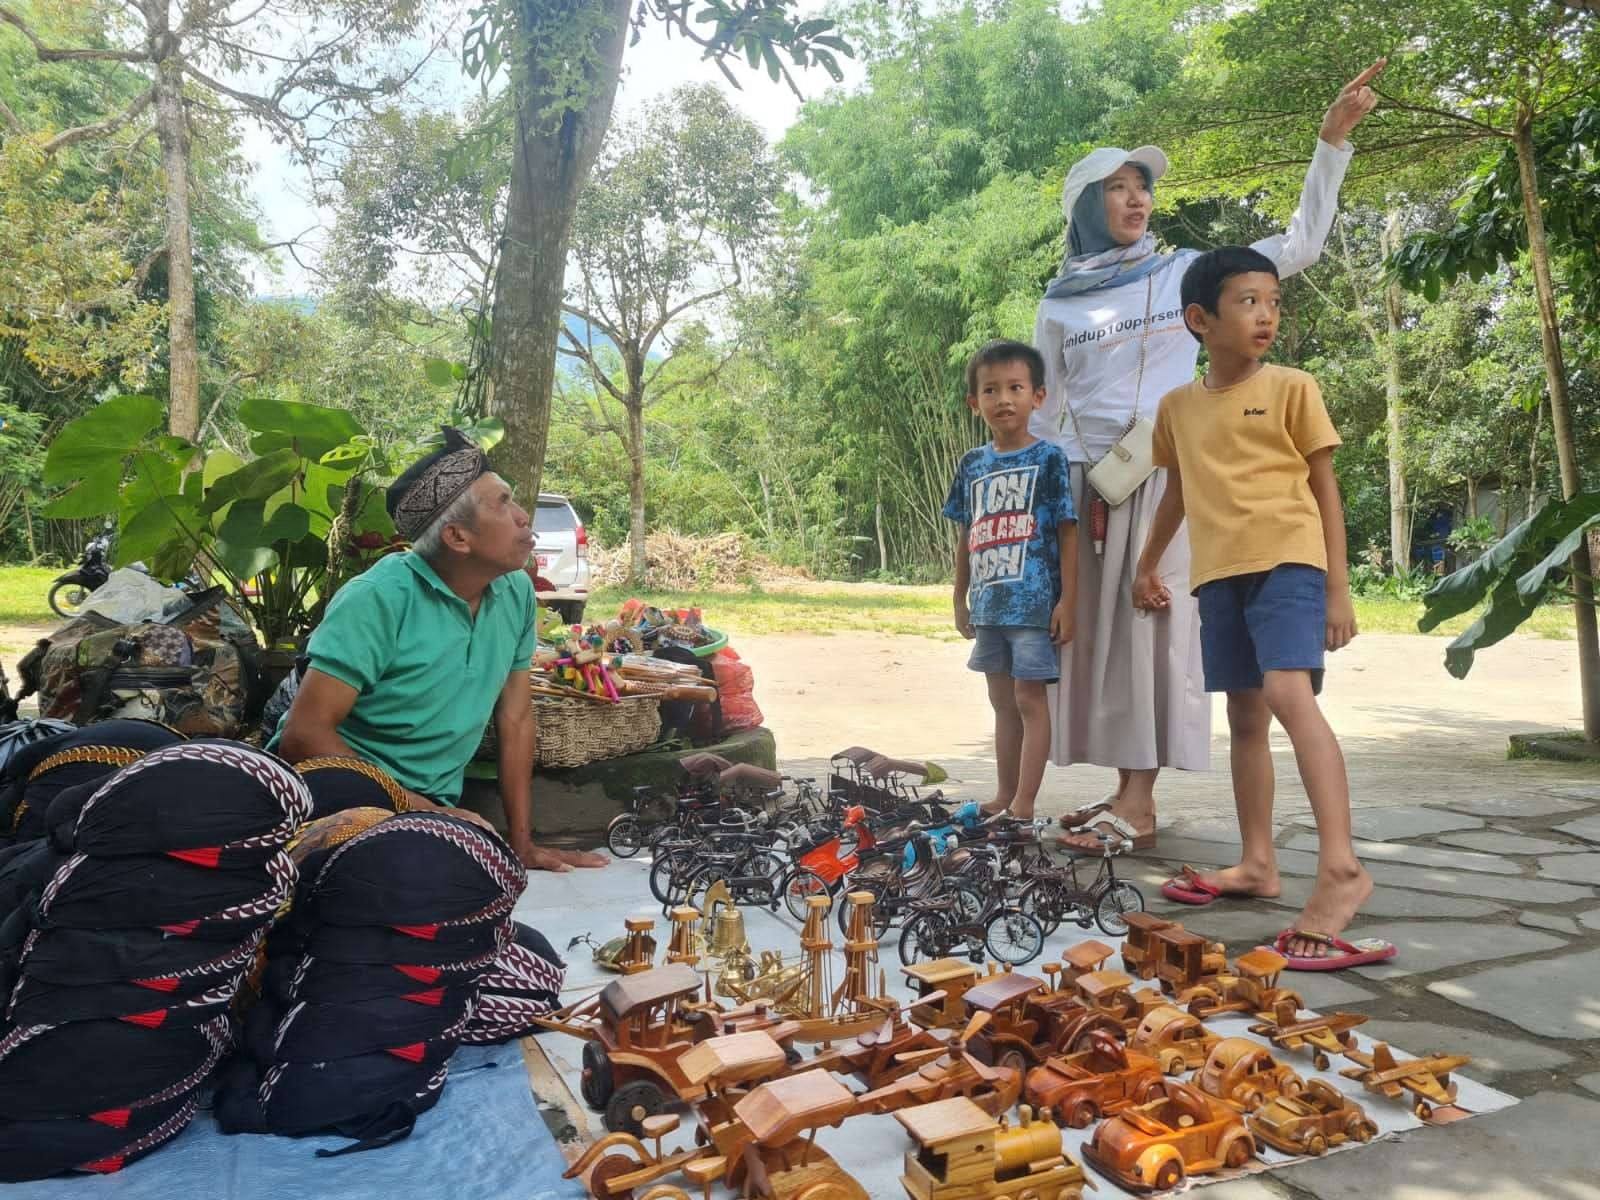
xmin=856 ymin=1012 xmax=1022 ymax=1118
xmin=535 ymin=963 xmax=799 ymax=1134
xmin=1119 ymin=913 xmax=1174 ymax=981
xmin=1128 ymin=1005 xmax=1222 ymax=1077
xmin=1151 ymin=926 xmax=1227 ymax=996
xmin=903 ymin=958 xmax=982 ymax=1029
xmin=896 ymin=1097 xmax=1088 ymax=1200
xmin=1248 ymin=1079 xmax=1378 ymax=1156
xmin=1195 ymin=1037 xmax=1303 ymax=1113
xmin=1179 ymin=948 xmax=1303 ymax=1020
xmin=1022 ymin=1029 xmax=1167 ymax=1128
xmin=1081 ymin=1080 xmax=1256 ymax=1192
xmin=961 ymin=970 xmax=1050 ymax=1074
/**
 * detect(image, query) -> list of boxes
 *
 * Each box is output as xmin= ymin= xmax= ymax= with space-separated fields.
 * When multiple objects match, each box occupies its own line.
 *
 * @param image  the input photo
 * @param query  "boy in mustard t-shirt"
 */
xmin=1132 ymin=246 xmax=1392 ymax=971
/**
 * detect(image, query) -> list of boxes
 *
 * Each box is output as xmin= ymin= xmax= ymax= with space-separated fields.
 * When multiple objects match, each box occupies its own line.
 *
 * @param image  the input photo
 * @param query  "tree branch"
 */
xmin=0 ymin=6 xmax=150 ymax=61
xmin=39 ymin=87 xmax=156 ymax=154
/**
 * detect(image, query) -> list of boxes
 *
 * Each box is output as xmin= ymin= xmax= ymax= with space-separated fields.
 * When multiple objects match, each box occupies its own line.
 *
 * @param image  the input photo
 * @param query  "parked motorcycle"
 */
xmin=47 ymin=529 xmax=113 ymax=618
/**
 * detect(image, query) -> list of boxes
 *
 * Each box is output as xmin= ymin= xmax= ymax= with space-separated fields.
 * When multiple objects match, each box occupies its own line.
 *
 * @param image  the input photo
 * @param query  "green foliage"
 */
xmin=1419 ymin=491 xmax=1600 ymax=676
xmin=40 ymin=395 xmax=404 ymax=646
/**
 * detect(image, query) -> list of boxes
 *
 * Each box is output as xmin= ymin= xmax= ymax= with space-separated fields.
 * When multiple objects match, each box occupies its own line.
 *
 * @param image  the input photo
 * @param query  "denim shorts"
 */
xmin=1196 ymin=564 xmax=1326 ymax=695
xmin=968 ymin=625 xmax=1059 ymax=682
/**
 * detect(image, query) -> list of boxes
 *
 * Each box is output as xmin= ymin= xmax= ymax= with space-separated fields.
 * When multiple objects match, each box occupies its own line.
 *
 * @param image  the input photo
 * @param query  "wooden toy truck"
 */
xmin=896 ymin=1097 xmax=1088 ymax=1200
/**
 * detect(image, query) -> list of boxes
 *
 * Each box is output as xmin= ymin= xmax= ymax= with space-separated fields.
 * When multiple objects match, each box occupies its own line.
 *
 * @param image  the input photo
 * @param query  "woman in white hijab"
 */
xmin=1043 ymin=62 xmax=1384 ymax=878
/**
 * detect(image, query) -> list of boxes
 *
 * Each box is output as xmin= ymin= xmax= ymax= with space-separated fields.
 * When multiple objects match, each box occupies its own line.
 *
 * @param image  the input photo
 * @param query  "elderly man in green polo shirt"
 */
xmin=275 ymin=429 xmax=605 ymax=873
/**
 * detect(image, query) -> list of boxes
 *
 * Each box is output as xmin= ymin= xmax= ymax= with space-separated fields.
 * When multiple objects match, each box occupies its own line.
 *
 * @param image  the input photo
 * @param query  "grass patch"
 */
xmin=0 ymin=567 xmax=60 ymax=628
xmin=590 ymin=582 xmax=1580 ymax=644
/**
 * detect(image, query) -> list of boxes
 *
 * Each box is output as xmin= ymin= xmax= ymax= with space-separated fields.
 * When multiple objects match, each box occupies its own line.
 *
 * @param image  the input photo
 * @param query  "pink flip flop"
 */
xmin=1160 ymin=865 xmax=1221 ymax=906
xmin=1267 ymin=929 xmax=1398 ymax=972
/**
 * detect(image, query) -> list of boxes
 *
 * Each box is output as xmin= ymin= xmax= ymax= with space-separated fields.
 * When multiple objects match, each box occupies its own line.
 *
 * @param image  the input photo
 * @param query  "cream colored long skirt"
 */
xmin=1050 ymin=465 xmax=1211 ymax=771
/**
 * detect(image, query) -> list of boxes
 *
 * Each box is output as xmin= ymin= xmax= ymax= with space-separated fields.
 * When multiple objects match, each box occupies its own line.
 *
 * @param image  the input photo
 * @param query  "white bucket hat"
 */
xmin=1060 ymin=145 xmax=1170 ymax=221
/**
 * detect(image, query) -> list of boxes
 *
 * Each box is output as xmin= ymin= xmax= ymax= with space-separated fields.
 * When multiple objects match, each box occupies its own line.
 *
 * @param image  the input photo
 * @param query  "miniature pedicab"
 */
xmin=1081 ymin=1079 xmax=1257 ymax=1192
xmin=895 ymin=1097 xmax=1089 ymax=1200
xmin=1022 ymin=1028 xmax=1167 ymax=1129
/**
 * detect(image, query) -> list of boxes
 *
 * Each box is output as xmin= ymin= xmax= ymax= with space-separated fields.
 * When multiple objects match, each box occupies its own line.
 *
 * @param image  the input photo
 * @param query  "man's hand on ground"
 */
xmin=514 ymin=838 xmax=608 ymax=872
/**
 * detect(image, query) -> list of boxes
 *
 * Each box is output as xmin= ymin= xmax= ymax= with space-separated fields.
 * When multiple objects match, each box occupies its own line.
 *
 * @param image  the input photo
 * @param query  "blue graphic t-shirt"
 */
xmin=942 ymin=439 xmax=1075 ymax=629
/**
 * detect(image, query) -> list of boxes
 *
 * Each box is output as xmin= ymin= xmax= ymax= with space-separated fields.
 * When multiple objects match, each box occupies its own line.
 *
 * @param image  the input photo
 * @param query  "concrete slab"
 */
xmin=1536 ymin=853 xmax=1600 ymax=885
xmin=1281 ymin=970 xmax=1379 ymax=1009
xmin=1431 ymin=793 xmax=1589 ymax=818
xmin=1269 ymin=1093 xmax=1599 ymax=1200
xmin=1295 ymin=807 xmax=1483 ymax=841
xmin=1191 ymin=1180 xmax=1287 ymax=1199
xmin=1286 ymin=834 xmax=1519 ymax=875
xmin=1547 ymin=784 xmax=1600 ymax=802
xmin=1579 ymin=908 xmax=1600 ymax=933
xmin=1362 ymin=861 xmax=1592 ymax=904
xmin=1429 ymin=947 xmax=1600 ymax=1039
xmin=1553 ymin=814 xmax=1600 ymax=843
xmin=1270 ymin=874 xmax=1504 ymax=919
xmin=1149 ymin=843 xmax=1323 ymax=877
xmin=1518 ymin=911 xmax=1579 ymax=935
xmin=1579 ymin=1072 xmax=1600 ymax=1098
xmin=1353 ymin=1019 xmax=1571 ymax=1080
xmin=1347 ymin=920 xmax=1566 ymax=979
xmin=1437 ymin=830 xmax=1587 ymax=855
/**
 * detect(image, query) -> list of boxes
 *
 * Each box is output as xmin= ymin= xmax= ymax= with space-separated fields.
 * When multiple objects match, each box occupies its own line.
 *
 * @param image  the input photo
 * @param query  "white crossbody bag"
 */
xmin=1062 ymin=274 xmax=1157 ymax=508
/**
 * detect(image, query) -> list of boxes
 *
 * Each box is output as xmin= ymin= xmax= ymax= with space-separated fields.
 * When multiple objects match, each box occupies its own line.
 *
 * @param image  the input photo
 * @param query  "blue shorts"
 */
xmin=968 ymin=626 xmax=1058 ymax=683
xmin=1196 ymin=564 xmax=1326 ymax=695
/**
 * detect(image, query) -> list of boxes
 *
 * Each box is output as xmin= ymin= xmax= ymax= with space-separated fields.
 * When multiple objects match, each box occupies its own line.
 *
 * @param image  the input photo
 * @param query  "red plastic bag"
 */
xmin=711 ymin=648 xmax=763 ymax=734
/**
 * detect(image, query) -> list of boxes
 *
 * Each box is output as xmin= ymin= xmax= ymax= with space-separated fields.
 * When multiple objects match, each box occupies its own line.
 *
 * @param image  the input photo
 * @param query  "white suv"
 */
xmin=531 ymin=493 xmax=591 ymax=624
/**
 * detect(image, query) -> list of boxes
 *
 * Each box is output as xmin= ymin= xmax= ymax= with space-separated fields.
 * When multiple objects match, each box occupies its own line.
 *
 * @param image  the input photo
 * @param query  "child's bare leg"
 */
xmin=1006 ymin=679 xmax=1051 ymax=819
xmin=1188 ymin=690 xmax=1281 ymax=897
xmin=983 ymin=672 xmax=1022 ymax=814
xmin=1261 ymin=669 xmax=1370 ymax=956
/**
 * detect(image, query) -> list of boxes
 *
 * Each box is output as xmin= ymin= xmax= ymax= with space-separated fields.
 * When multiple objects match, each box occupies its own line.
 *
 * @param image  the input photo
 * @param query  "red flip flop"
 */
xmin=1160 ymin=865 xmax=1221 ymax=906
xmin=1266 ymin=929 xmax=1398 ymax=972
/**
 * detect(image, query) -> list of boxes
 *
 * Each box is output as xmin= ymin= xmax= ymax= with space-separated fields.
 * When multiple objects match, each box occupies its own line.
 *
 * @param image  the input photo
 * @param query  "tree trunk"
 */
xmin=1528 ymin=397 xmax=1544 ymax=522
xmin=875 ymin=500 xmax=888 ymax=575
xmin=484 ymin=0 xmax=631 ymax=503
xmin=1379 ymin=211 xmax=1410 ymax=573
xmin=152 ymin=50 xmax=199 ymax=439
xmin=1514 ymin=114 xmax=1600 ymax=741
xmin=625 ymin=396 xmax=646 ymax=586
xmin=1465 ymin=477 xmax=1477 ymax=520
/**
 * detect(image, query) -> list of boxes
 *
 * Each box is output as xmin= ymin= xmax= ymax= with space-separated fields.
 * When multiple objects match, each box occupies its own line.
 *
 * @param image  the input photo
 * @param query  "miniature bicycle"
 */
xmin=897 ymin=888 xmax=1045 ymax=966
xmin=1017 ymin=825 xmax=1146 ymax=937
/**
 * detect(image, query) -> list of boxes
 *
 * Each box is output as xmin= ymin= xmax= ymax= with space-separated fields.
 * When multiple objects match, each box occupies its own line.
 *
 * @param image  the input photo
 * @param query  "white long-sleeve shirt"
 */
xmin=1032 ymin=139 xmax=1354 ymax=463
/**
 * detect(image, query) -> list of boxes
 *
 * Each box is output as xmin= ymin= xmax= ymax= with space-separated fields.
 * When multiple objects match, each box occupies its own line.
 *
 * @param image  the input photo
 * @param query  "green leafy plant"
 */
xmin=1444 ymin=516 xmax=1499 ymax=561
xmin=38 ymin=396 xmax=494 ymax=648
xmin=1419 ymin=492 xmax=1600 ymax=677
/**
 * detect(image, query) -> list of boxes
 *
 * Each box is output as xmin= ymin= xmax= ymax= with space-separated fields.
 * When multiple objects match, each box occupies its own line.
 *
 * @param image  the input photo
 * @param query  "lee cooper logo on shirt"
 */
xmin=967 ymin=466 xmax=1039 ymax=588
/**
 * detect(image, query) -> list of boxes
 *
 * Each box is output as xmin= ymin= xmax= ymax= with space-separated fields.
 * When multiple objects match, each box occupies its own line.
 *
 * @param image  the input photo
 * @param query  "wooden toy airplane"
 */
xmin=1339 ymin=1042 xmax=1471 ymax=1118
xmin=1247 ymin=1009 xmax=1368 ymax=1069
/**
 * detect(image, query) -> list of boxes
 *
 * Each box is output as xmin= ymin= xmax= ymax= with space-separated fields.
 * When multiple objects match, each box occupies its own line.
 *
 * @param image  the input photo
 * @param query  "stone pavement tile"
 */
xmin=1553 ymin=814 xmax=1600 ymax=843
xmin=1518 ymin=911 xmax=1579 ymax=935
xmin=1167 ymin=816 xmax=1247 ymax=845
xmin=1431 ymin=793 xmax=1589 ymax=818
xmin=1578 ymin=908 xmax=1600 ymax=933
xmin=1354 ymin=1018 xmax=1571 ymax=1080
xmin=1270 ymin=1093 xmax=1600 ymax=1200
xmin=1579 ymin=1072 xmax=1600 ymax=1098
xmin=1189 ymin=1178 xmax=1287 ymax=1199
xmin=1348 ymin=920 xmax=1566 ymax=980
xmin=1428 ymin=947 xmax=1600 ymax=1039
xmin=1285 ymin=833 xmax=1519 ymax=875
xmin=1295 ymin=807 xmax=1483 ymax=841
xmin=1149 ymin=842 xmax=1323 ymax=877
xmin=1282 ymin=970 xmax=1379 ymax=1009
xmin=1536 ymin=853 xmax=1600 ymax=885
xmin=1547 ymin=784 xmax=1600 ymax=802
xmin=1362 ymin=861 xmax=1592 ymax=904
xmin=1439 ymin=830 xmax=1588 ymax=855
xmin=1270 ymin=874 xmax=1503 ymax=920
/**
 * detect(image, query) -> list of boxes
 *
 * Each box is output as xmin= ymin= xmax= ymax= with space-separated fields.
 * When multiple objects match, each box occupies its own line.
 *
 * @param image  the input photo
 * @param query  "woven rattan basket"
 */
xmin=477 ymin=692 xmax=661 ymax=769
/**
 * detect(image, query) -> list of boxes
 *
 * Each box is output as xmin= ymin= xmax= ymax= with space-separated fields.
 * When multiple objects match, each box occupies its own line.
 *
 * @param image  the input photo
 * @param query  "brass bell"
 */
xmin=701 ymin=880 xmax=749 ymax=960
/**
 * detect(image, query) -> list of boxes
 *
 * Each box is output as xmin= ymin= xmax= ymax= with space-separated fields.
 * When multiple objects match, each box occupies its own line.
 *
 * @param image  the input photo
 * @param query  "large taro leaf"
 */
xmin=118 ymin=491 xmax=207 ymax=581
xmin=239 ymin=397 xmax=361 ymax=463
xmin=1514 ymin=492 xmax=1600 ymax=603
xmin=41 ymin=394 xmax=165 ymax=486
xmin=1419 ymin=505 xmax=1544 ymax=632
xmin=213 ymin=499 xmax=307 ymax=580
xmin=41 ymin=473 xmax=121 ymax=519
xmin=201 ymin=448 xmax=302 ymax=514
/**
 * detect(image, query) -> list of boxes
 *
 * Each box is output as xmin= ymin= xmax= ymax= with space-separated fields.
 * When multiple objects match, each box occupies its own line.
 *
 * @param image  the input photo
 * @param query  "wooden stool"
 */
xmin=1042 ymin=962 xmax=1062 ymax=991
xmin=641 ymin=1113 xmax=680 ymax=1162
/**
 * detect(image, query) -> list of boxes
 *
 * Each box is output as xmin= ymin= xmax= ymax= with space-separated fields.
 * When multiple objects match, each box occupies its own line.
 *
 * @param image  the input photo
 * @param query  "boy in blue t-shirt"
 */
xmin=943 ymin=339 xmax=1078 ymax=820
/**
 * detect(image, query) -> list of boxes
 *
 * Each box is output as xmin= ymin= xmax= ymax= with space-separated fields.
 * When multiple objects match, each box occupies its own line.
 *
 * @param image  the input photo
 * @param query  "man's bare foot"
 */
xmin=1284 ymin=863 xmax=1372 ymax=957
xmin=1185 ymin=862 xmax=1282 ymax=900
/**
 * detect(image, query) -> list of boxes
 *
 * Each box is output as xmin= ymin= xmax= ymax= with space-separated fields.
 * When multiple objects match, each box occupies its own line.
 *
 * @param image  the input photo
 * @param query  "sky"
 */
xmin=245 ymin=4 xmax=853 ymax=296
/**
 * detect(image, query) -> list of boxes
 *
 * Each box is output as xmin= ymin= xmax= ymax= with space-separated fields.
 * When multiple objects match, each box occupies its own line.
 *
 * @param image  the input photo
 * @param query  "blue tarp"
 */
xmin=8 ymin=1045 xmax=584 ymax=1199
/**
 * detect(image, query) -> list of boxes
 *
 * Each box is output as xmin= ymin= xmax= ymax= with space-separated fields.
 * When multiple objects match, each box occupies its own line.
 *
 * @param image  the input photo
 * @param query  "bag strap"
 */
xmin=1058 ymin=272 xmax=1156 ymax=460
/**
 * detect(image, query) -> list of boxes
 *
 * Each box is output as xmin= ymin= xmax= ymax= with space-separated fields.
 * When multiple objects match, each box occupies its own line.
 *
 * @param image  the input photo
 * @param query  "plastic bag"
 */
xmin=77 ymin=568 xmax=178 ymax=625
xmin=711 ymin=648 xmax=763 ymax=734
